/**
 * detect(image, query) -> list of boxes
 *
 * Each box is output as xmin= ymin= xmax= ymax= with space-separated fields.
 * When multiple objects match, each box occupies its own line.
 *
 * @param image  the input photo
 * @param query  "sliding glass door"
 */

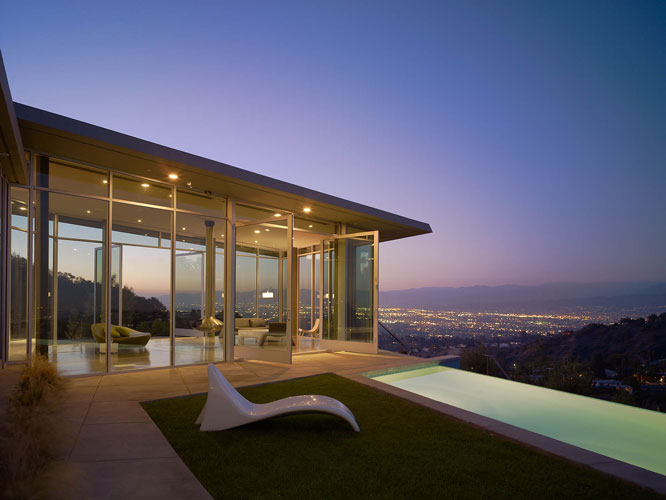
xmin=235 ymin=215 xmax=292 ymax=364
xmin=320 ymin=232 xmax=378 ymax=354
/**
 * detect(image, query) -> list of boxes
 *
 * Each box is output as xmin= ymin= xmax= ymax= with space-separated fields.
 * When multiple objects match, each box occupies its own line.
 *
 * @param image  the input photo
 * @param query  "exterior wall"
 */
xmin=3 ymin=149 xmax=381 ymax=374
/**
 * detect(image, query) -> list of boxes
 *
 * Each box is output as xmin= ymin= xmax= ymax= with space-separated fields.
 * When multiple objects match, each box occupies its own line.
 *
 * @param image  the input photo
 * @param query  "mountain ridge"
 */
xmin=380 ymin=281 xmax=666 ymax=312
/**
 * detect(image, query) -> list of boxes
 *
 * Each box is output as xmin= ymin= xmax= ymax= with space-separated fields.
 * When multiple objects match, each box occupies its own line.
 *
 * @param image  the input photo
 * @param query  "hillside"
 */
xmin=510 ymin=314 xmax=666 ymax=373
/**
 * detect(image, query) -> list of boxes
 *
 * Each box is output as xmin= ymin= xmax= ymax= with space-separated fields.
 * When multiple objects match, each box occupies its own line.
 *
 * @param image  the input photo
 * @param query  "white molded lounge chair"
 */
xmin=196 ymin=364 xmax=360 ymax=432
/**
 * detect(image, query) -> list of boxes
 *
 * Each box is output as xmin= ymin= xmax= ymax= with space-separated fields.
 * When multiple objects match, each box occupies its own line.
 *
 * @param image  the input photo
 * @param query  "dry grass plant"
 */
xmin=0 ymin=356 xmax=80 ymax=499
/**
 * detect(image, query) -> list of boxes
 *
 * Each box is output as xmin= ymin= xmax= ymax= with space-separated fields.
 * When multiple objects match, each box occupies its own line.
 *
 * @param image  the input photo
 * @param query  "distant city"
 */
xmin=378 ymin=304 xmax=666 ymax=356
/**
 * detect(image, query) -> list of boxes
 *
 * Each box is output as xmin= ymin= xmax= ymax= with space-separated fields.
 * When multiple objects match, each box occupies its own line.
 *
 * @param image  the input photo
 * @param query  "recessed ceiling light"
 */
xmin=19 ymin=207 xmax=26 ymax=211
xmin=254 ymin=240 xmax=258 ymax=243
xmin=303 ymin=207 xmax=311 ymax=213
xmin=308 ymin=224 xmax=313 ymax=228
xmin=141 ymin=183 xmax=150 ymax=188
xmin=274 ymin=213 xmax=282 ymax=217
xmin=102 ymin=180 xmax=108 ymax=184
xmin=137 ymin=219 xmax=142 ymax=223
xmin=254 ymin=230 xmax=261 ymax=234
xmin=86 ymin=210 xmax=91 ymax=214
xmin=182 ymin=227 xmax=186 ymax=231
xmin=168 ymin=173 xmax=179 ymax=180
xmin=265 ymin=229 xmax=270 ymax=232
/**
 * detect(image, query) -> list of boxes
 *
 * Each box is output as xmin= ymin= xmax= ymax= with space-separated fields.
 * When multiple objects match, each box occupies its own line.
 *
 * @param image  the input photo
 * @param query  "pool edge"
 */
xmin=341 ymin=365 xmax=666 ymax=497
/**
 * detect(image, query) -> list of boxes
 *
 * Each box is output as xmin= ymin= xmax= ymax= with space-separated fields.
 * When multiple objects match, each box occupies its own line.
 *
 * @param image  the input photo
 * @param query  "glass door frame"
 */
xmin=318 ymin=230 xmax=379 ymax=354
xmin=234 ymin=214 xmax=293 ymax=364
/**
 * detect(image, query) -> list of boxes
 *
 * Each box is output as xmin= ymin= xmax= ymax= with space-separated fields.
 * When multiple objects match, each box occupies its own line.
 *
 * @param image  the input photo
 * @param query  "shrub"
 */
xmin=544 ymin=360 xmax=593 ymax=396
xmin=0 ymin=356 xmax=75 ymax=499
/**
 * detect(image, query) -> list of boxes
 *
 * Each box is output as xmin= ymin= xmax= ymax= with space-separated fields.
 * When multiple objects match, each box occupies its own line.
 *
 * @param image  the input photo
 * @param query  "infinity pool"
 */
xmin=370 ymin=365 xmax=666 ymax=476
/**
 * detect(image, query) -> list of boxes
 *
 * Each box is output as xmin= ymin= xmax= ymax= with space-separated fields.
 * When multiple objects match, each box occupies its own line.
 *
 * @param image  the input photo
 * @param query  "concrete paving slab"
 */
xmin=85 ymin=401 xmax=152 ymax=424
xmin=71 ymin=422 xmax=177 ymax=461
xmin=98 ymin=369 xmax=185 ymax=387
xmin=92 ymin=383 xmax=191 ymax=402
xmin=60 ymin=401 xmax=92 ymax=425
xmin=68 ymin=376 xmax=102 ymax=387
xmin=71 ymin=457 xmax=212 ymax=500
xmin=62 ymin=385 xmax=99 ymax=403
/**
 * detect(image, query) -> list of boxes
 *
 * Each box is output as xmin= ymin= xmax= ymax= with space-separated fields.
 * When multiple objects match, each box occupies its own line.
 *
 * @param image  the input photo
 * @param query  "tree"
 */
xmin=544 ymin=360 xmax=592 ymax=396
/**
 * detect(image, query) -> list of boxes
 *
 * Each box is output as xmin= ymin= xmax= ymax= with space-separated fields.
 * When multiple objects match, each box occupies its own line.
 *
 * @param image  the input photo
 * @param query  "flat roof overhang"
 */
xmin=0 ymin=53 xmax=28 ymax=183
xmin=14 ymin=103 xmax=431 ymax=242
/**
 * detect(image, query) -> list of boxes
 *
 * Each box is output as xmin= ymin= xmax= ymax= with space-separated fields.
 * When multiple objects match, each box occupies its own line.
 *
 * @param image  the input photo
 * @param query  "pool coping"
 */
xmin=340 ymin=356 xmax=666 ymax=496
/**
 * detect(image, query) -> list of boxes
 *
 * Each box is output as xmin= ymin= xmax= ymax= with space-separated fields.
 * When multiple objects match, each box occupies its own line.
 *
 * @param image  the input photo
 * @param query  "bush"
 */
xmin=0 ymin=356 xmax=76 ymax=499
xmin=544 ymin=360 xmax=593 ymax=396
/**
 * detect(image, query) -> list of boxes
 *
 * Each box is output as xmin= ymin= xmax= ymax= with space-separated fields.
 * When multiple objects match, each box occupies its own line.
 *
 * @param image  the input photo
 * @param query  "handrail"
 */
xmin=378 ymin=320 xmax=411 ymax=355
xmin=483 ymin=354 xmax=511 ymax=380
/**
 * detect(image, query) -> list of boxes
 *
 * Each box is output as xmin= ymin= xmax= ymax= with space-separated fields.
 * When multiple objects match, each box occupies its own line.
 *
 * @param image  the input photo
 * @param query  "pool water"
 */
xmin=370 ymin=365 xmax=666 ymax=476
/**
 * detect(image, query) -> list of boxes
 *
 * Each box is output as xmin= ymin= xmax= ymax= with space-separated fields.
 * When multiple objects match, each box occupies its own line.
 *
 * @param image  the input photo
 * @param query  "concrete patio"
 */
xmin=0 ymin=351 xmax=419 ymax=499
xmin=3 ymin=350 xmax=663 ymax=498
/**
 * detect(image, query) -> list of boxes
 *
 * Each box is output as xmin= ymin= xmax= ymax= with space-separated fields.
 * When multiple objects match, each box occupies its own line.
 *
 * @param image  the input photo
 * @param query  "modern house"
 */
xmin=0 ymin=52 xmax=430 ymax=375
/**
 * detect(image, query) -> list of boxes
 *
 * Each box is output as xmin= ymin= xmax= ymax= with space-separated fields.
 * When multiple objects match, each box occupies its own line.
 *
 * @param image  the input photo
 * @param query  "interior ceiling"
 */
xmin=19 ymin=193 xmax=334 ymax=249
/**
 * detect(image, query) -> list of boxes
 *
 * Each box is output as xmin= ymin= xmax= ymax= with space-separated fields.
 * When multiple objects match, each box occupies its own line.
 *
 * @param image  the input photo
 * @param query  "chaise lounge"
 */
xmin=91 ymin=323 xmax=152 ymax=347
xmin=196 ymin=364 xmax=360 ymax=432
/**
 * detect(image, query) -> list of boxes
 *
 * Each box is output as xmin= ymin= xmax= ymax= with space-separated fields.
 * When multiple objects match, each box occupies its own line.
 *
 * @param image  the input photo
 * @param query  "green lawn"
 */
xmin=142 ymin=374 xmax=663 ymax=500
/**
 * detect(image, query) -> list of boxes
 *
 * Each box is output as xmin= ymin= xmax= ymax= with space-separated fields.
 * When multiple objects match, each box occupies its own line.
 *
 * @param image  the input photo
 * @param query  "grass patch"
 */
xmin=142 ymin=374 xmax=662 ymax=500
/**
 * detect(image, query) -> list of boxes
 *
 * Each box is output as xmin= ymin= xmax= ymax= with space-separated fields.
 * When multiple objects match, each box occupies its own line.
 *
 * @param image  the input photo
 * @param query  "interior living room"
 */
xmin=0 ymin=54 xmax=431 ymax=375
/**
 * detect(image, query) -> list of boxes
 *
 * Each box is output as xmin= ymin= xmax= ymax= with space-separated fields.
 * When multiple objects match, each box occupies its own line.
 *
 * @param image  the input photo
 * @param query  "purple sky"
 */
xmin=2 ymin=1 xmax=665 ymax=290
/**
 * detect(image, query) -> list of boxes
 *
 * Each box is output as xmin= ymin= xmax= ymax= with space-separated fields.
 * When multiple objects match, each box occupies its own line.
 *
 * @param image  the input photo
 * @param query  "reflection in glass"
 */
xmin=113 ymin=174 xmax=172 ymax=207
xmin=111 ymin=202 xmax=171 ymax=371
xmin=32 ymin=192 xmax=108 ymax=374
xmin=322 ymin=236 xmax=374 ymax=343
xmin=35 ymin=157 xmax=109 ymax=197
xmin=177 ymin=190 xmax=226 ymax=217
xmin=314 ymin=252 xmax=321 ymax=323
xmin=299 ymin=254 xmax=312 ymax=330
xmin=236 ymin=253 xmax=256 ymax=318
xmin=174 ymin=212 xmax=225 ymax=365
xmin=235 ymin=221 xmax=290 ymax=361
xmin=259 ymin=257 xmax=279 ymax=322
xmin=9 ymin=188 xmax=29 ymax=361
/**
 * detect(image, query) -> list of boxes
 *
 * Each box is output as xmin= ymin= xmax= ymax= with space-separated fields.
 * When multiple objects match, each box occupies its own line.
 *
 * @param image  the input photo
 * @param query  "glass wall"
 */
xmin=174 ymin=212 xmax=225 ymax=365
xmin=322 ymin=235 xmax=375 ymax=343
xmin=235 ymin=247 xmax=284 ymax=322
xmin=236 ymin=246 xmax=257 ymax=318
xmin=298 ymin=253 xmax=312 ymax=331
xmin=111 ymin=202 xmax=171 ymax=371
xmin=5 ymin=154 xmax=235 ymax=373
xmin=258 ymin=252 xmax=279 ymax=322
xmin=4 ymin=151 xmax=380 ymax=371
xmin=297 ymin=246 xmax=321 ymax=336
xmin=9 ymin=187 xmax=29 ymax=361
xmin=32 ymin=192 xmax=108 ymax=374
xmin=235 ymin=218 xmax=291 ymax=363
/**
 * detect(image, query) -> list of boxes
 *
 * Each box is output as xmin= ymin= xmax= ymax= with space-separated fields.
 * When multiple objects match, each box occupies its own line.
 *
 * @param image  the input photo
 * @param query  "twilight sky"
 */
xmin=2 ymin=1 xmax=665 ymax=290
